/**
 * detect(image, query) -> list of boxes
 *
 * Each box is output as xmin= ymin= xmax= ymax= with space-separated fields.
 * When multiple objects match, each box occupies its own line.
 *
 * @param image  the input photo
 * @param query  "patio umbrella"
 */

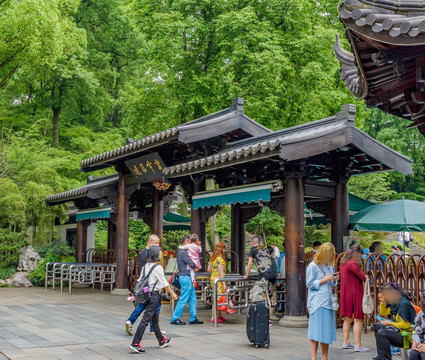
xmin=349 ymin=199 xmax=425 ymax=232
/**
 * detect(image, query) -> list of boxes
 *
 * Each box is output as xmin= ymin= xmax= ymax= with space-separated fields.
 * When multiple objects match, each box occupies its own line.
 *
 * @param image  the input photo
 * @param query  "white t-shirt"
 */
xmin=273 ymin=247 xmax=280 ymax=259
xmin=138 ymin=263 xmax=169 ymax=292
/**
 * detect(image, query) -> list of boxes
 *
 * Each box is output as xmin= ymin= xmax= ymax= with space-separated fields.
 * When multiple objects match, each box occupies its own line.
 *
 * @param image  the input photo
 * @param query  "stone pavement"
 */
xmin=0 ymin=287 xmax=381 ymax=360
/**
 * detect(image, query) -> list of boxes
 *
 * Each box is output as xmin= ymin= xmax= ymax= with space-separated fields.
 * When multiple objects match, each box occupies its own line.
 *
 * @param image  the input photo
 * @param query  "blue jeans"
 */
xmin=128 ymin=295 xmax=162 ymax=332
xmin=170 ymin=275 xmax=197 ymax=322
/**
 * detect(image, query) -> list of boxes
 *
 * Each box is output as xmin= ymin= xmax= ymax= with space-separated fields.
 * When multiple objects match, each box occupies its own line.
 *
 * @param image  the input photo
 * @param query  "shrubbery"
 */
xmin=29 ymin=240 xmax=75 ymax=286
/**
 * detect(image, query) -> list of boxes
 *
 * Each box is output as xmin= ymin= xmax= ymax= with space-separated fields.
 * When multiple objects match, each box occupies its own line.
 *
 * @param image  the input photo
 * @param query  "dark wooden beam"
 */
xmin=115 ymin=175 xmax=129 ymax=289
xmin=152 ymin=188 xmax=164 ymax=246
xmin=283 ymin=175 xmax=307 ymax=319
xmin=231 ymin=204 xmax=245 ymax=274
xmin=76 ymin=220 xmax=88 ymax=263
xmin=331 ymin=181 xmax=350 ymax=253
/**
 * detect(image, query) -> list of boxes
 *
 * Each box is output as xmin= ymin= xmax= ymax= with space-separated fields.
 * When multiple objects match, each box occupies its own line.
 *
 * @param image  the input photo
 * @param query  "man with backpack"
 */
xmin=125 ymin=234 xmax=161 ymax=336
xmin=244 ymin=236 xmax=277 ymax=321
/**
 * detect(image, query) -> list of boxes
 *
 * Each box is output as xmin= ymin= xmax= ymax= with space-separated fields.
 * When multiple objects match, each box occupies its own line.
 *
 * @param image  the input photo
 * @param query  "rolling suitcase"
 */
xmin=246 ymin=301 xmax=270 ymax=348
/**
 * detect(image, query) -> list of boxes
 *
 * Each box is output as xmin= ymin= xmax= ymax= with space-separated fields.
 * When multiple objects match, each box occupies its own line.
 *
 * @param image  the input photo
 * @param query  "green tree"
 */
xmin=0 ymin=0 xmax=82 ymax=89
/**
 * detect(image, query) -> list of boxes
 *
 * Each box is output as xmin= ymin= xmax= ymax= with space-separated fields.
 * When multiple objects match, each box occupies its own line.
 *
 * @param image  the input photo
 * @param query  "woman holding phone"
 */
xmin=306 ymin=242 xmax=339 ymax=360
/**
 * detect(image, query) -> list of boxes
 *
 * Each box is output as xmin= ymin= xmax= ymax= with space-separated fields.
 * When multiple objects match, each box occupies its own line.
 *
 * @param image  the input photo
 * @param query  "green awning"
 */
xmin=76 ymin=207 xmax=111 ymax=221
xmin=163 ymin=212 xmax=191 ymax=231
xmin=192 ymin=181 xmax=278 ymax=210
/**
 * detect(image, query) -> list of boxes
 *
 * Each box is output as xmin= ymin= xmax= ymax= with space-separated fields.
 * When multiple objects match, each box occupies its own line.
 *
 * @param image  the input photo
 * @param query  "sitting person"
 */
xmin=179 ymin=233 xmax=202 ymax=283
xmin=372 ymin=282 xmax=416 ymax=360
xmin=409 ymin=293 xmax=425 ymax=360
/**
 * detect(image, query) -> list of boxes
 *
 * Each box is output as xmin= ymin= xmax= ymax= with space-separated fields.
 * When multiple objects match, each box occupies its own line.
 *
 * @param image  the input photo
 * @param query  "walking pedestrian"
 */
xmin=129 ymin=246 xmax=178 ymax=354
xmin=126 ymin=234 xmax=163 ymax=336
xmin=170 ymin=235 xmax=203 ymax=325
xmin=340 ymin=244 xmax=369 ymax=352
xmin=372 ymin=282 xmax=416 ymax=360
xmin=306 ymin=243 xmax=338 ymax=360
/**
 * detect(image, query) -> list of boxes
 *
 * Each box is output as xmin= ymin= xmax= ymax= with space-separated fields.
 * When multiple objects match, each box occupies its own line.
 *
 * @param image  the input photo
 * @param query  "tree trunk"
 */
xmin=52 ymin=106 xmax=61 ymax=148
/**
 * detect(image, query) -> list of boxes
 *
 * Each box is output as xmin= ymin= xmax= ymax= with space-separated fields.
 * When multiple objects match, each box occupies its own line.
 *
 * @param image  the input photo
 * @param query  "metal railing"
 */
xmin=45 ymin=262 xmax=116 ymax=294
xmin=211 ymin=276 xmax=286 ymax=327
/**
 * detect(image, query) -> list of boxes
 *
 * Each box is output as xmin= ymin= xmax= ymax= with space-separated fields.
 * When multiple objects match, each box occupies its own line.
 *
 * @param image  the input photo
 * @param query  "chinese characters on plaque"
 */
xmin=125 ymin=153 xmax=166 ymax=183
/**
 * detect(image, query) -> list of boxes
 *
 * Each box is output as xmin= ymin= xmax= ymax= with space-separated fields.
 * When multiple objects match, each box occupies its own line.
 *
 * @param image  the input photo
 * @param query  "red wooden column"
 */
xmin=191 ymin=181 xmax=206 ymax=268
xmin=152 ymin=188 xmax=164 ymax=246
xmin=331 ymin=181 xmax=349 ymax=253
xmin=115 ymin=175 xmax=129 ymax=290
xmin=76 ymin=220 xmax=87 ymax=263
xmin=279 ymin=175 xmax=308 ymax=328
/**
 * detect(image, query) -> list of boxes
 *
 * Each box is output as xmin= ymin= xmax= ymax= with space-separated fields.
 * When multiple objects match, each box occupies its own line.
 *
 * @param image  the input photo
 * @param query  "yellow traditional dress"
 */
xmin=210 ymin=255 xmax=226 ymax=293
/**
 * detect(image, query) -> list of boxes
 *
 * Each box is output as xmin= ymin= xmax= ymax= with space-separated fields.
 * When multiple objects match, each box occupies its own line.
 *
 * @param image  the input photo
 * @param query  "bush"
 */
xmin=304 ymin=225 xmax=325 ymax=248
xmin=0 ymin=266 xmax=16 ymax=279
xmin=129 ymin=220 xmax=151 ymax=250
xmin=162 ymin=230 xmax=190 ymax=252
xmin=29 ymin=241 xmax=75 ymax=286
xmin=0 ymin=228 xmax=27 ymax=268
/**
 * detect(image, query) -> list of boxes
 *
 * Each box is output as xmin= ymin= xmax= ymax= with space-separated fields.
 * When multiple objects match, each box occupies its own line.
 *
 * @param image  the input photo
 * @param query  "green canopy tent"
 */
xmin=349 ymin=199 xmax=425 ymax=232
xmin=163 ymin=212 xmax=191 ymax=231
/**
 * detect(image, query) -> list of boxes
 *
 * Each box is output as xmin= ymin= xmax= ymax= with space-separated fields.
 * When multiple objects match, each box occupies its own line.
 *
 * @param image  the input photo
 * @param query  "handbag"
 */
xmin=217 ymin=296 xmax=227 ymax=311
xmin=362 ymin=276 xmax=374 ymax=314
xmin=169 ymin=272 xmax=181 ymax=289
xmin=317 ymin=263 xmax=339 ymax=311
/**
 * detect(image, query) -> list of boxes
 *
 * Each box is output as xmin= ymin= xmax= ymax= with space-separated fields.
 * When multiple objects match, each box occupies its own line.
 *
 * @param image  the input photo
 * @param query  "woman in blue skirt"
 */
xmin=306 ymin=243 xmax=339 ymax=360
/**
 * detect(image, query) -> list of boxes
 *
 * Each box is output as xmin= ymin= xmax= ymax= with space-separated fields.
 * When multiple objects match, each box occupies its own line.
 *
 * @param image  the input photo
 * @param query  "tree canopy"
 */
xmin=0 ymin=0 xmax=424 ymax=253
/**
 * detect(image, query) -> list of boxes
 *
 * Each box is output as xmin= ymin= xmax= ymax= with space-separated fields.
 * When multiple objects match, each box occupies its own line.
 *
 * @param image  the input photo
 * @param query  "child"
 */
xmin=179 ymin=233 xmax=202 ymax=282
xmin=410 ymin=292 xmax=425 ymax=360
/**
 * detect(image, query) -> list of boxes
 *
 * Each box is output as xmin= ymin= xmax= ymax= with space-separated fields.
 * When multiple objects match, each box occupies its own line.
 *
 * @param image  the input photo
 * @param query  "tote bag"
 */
xmin=362 ymin=276 xmax=374 ymax=315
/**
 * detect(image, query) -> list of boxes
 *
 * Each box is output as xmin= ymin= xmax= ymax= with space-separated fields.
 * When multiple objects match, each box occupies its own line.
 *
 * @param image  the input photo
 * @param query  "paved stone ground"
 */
xmin=0 ymin=287 xmax=382 ymax=360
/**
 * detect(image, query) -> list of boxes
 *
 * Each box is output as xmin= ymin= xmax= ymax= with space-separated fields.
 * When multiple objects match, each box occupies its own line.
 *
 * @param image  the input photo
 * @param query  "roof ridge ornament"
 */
xmin=335 ymin=104 xmax=357 ymax=123
xmin=230 ymin=97 xmax=244 ymax=112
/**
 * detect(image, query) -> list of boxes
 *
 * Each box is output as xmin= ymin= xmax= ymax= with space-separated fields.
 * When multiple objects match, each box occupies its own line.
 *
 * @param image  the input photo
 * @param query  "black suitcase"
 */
xmin=246 ymin=301 xmax=270 ymax=348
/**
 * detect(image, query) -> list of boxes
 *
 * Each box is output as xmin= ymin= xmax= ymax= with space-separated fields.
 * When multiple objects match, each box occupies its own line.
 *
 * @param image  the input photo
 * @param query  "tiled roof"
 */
xmin=80 ymin=98 xmax=271 ymax=171
xmin=339 ymin=0 xmax=425 ymax=41
xmin=46 ymin=174 xmax=119 ymax=205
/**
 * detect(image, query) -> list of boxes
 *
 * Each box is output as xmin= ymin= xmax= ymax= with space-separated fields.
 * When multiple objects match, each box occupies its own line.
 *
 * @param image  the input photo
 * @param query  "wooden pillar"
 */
xmin=279 ymin=175 xmax=308 ymax=327
xmin=152 ymin=188 xmax=164 ymax=246
xmin=115 ymin=175 xmax=129 ymax=290
xmin=191 ymin=181 xmax=206 ymax=268
xmin=107 ymin=220 xmax=116 ymax=250
xmin=76 ymin=220 xmax=87 ymax=263
xmin=231 ymin=204 xmax=245 ymax=275
xmin=331 ymin=181 xmax=349 ymax=253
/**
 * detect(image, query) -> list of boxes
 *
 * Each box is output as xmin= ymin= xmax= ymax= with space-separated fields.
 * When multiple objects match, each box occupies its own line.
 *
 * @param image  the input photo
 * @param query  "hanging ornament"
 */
xmin=153 ymin=179 xmax=171 ymax=191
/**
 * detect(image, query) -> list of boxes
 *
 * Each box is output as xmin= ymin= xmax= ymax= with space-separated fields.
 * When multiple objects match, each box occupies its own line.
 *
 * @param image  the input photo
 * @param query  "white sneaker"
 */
xmin=125 ymin=321 xmax=133 ymax=336
xmin=150 ymin=329 xmax=167 ymax=335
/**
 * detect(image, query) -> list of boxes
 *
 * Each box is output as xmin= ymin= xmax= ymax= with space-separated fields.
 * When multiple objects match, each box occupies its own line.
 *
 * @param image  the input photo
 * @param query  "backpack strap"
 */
xmin=143 ymin=263 xmax=159 ymax=280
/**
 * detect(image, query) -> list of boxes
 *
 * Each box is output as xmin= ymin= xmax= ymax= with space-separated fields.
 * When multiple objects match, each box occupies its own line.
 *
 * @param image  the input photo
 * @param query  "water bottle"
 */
xmin=412 ymin=331 xmax=421 ymax=343
xmin=401 ymin=332 xmax=409 ymax=349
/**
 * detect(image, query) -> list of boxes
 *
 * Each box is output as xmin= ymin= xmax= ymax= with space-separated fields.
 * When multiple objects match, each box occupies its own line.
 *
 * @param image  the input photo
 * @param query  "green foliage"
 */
xmin=29 ymin=241 xmax=75 ymax=286
xmin=0 ymin=266 xmax=17 ymax=280
xmin=0 ymin=228 xmax=27 ymax=267
xmin=304 ymin=225 xmax=326 ymax=248
xmin=348 ymin=173 xmax=395 ymax=202
xmin=162 ymin=230 xmax=190 ymax=252
xmin=246 ymin=207 xmax=285 ymax=240
xmin=129 ymin=220 xmax=151 ymax=250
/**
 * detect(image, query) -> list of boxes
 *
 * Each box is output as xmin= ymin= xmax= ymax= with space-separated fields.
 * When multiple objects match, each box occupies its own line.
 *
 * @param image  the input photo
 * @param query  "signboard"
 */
xmin=125 ymin=153 xmax=166 ymax=183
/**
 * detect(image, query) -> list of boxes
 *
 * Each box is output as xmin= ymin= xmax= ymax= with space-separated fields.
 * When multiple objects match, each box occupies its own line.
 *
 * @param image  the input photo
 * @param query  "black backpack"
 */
xmin=133 ymin=264 xmax=159 ymax=304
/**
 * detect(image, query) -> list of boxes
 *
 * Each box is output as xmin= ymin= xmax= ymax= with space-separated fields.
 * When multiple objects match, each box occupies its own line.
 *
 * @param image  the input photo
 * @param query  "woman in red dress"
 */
xmin=340 ymin=244 xmax=369 ymax=352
